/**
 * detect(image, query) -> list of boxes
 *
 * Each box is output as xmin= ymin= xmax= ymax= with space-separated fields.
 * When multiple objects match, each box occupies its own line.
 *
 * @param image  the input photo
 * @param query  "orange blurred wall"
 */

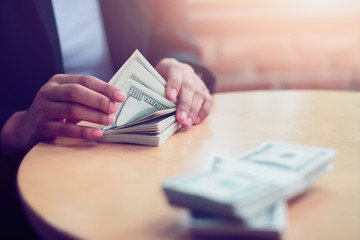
xmin=187 ymin=0 xmax=360 ymax=92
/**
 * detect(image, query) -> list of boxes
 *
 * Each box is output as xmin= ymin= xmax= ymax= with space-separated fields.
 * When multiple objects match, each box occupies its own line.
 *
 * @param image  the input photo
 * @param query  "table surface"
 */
xmin=17 ymin=90 xmax=360 ymax=240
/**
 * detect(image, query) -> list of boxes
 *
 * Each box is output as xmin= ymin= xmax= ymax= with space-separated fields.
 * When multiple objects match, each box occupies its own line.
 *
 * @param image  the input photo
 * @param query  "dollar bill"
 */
xmin=108 ymin=49 xmax=166 ymax=87
xmin=111 ymin=60 xmax=168 ymax=99
xmin=207 ymin=141 xmax=336 ymax=198
xmin=106 ymin=108 xmax=176 ymax=131
xmin=99 ymin=121 xmax=181 ymax=146
xmin=104 ymin=80 xmax=175 ymax=130
xmin=184 ymin=200 xmax=287 ymax=238
xmin=162 ymin=170 xmax=282 ymax=220
xmin=103 ymin=112 xmax=176 ymax=134
xmin=162 ymin=142 xmax=336 ymax=238
xmin=101 ymin=50 xmax=180 ymax=146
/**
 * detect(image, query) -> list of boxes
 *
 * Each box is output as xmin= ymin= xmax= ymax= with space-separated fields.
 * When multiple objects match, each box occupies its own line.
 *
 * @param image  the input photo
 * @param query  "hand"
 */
xmin=156 ymin=58 xmax=213 ymax=129
xmin=1 ymin=74 xmax=126 ymax=153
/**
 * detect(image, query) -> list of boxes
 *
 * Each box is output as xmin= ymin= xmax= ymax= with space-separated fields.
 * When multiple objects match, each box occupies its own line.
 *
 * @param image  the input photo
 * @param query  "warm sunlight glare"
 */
xmin=289 ymin=0 xmax=358 ymax=15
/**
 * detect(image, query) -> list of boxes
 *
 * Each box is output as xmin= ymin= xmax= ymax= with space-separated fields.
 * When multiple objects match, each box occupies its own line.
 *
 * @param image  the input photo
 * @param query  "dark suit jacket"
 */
xmin=0 ymin=0 xmax=215 ymax=134
xmin=0 ymin=0 xmax=215 ymax=237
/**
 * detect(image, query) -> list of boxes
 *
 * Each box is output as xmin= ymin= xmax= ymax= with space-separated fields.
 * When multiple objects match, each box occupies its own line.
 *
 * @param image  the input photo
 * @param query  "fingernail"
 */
xmin=92 ymin=129 xmax=103 ymax=138
xmin=107 ymin=114 xmax=115 ymax=125
xmin=194 ymin=117 xmax=201 ymax=124
xmin=180 ymin=111 xmax=187 ymax=124
xmin=114 ymin=91 xmax=126 ymax=102
xmin=186 ymin=117 xmax=193 ymax=126
xmin=109 ymin=101 xmax=117 ymax=113
xmin=170 ymin=88 xmax=177 ymax=100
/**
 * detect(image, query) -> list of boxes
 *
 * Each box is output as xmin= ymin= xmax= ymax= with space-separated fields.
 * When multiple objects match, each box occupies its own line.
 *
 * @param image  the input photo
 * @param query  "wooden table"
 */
xmin=17 ymin=90 xmax=360 ymax=240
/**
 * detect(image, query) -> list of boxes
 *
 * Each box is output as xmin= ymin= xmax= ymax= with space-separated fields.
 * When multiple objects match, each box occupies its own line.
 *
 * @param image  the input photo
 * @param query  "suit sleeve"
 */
xmin=147 ymin=0 xmax=216 ymax=93
xmin=0 ymin=109 xmax=17 ymax=170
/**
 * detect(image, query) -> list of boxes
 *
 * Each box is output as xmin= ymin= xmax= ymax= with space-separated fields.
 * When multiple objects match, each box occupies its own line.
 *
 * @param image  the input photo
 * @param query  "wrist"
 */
xmin=1 ymin=111 xmax=31 ymax=154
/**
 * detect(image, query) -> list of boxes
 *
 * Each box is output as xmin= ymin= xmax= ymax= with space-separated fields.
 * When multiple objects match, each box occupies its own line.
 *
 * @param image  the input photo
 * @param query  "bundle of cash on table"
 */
xmin=98 ymin=50 xmax=181 ymax=146
xmin=162 ymin=141 xmax=336 ymax=238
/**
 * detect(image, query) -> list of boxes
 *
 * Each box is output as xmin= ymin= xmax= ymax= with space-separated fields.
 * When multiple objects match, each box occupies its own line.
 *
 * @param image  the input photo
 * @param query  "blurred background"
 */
xmin=186 ymin=0 xmax=360 ymax=92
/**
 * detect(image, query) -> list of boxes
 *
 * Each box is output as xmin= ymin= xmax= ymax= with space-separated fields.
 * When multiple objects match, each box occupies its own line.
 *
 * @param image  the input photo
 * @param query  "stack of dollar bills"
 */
xmin=99 ymin=50 xmax=181 ymax=146
xmin=162 ymin=141 xmax=336 ymax=238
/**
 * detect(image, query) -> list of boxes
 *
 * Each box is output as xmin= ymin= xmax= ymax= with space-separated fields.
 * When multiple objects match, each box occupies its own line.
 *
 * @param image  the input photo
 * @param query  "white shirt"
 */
xmin=51 ymin=0 xmax=113 ymax=82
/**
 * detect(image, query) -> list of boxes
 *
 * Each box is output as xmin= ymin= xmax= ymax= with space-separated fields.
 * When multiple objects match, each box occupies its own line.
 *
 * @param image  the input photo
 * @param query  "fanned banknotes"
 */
xmin=162 ymin=141 xmax=336 ymax=238
xmin=98 ymin=50 xmax=181 ymax=146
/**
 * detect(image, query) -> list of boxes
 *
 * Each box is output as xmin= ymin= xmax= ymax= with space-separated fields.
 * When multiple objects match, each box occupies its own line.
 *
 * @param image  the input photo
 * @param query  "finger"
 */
xmin=176 ymin=70 xmax=195 ymax=125
xmin=183 ymin=86 xmax=204 ymax=129
xmin=164 ymin=64 xmax=183 ymax=101
xmin=155 ymin=58 xmax=169 ymax=77
xmin=194 ymin=94 xmax=213 ymax=125
xmin=45 ymin=101 xmax=116 ymax=126
xmin=64 ymin=119 xmax=80 ymax=124
xmin=46 ymin=83 xmax=119 ymax=114
xmin=51 ymin=74 xmax=126 ymax=102
xmin=40 ymin=121 xmax=103 ymax=139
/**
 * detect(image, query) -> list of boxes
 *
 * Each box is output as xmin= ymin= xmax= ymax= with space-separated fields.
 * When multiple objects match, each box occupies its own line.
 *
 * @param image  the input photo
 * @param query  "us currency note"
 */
xmin=134 ymin=55 xmax=166 ymax=86
xmin=238 ymin=141 xmax=335 ymax=170
xmin=184 ymin=200 xmax=287 ymax=238
xmin=207 ymin=141 xmax=336 ymax=198
xmin=108 ymin=49 xmax=166 ymax=87
xmin=104 ymin=80 xmax=176 ymax=130
xmin=163 ymin=170 xmax=282 ymax=219
xmin=111 ymin=60 xmax=167 ymax=98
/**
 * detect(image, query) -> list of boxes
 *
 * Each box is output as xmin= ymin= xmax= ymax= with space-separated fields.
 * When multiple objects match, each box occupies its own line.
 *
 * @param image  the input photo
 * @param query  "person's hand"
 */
xmin=1 ymin=74 xmax=126 ymax=153
xmin=156 ymin=58 xmax=213 ymax=129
